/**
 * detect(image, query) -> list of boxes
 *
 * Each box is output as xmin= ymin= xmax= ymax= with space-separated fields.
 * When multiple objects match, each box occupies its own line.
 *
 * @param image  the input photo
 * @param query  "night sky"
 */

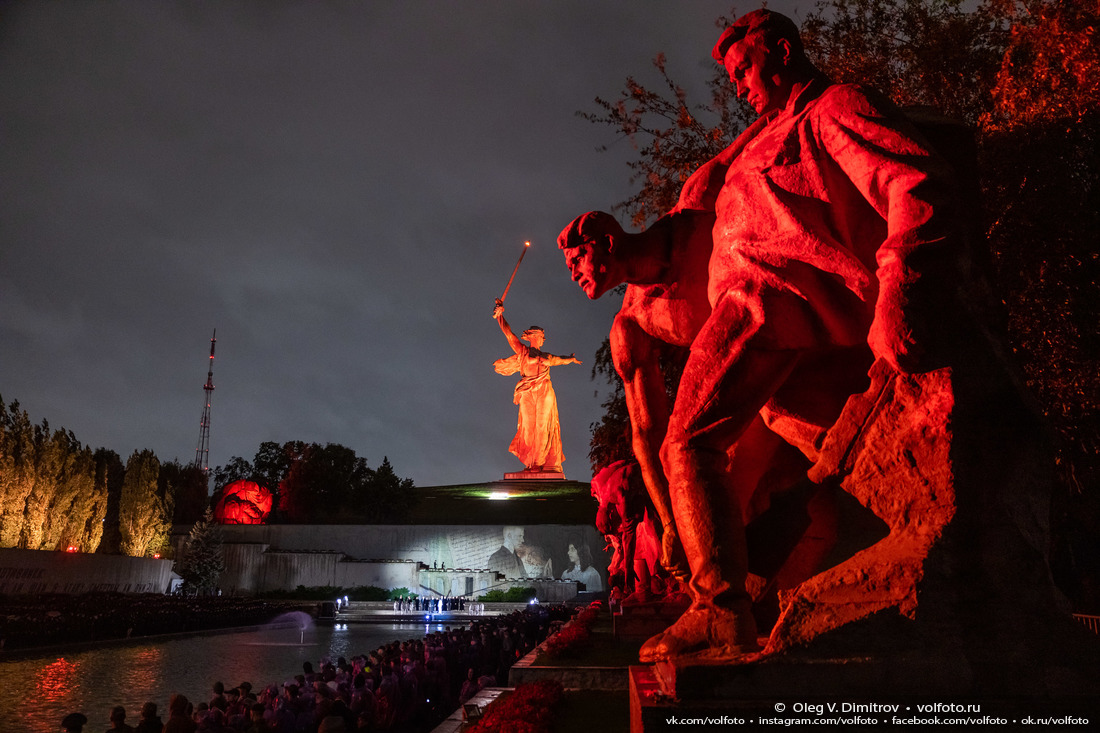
xmin=0 ymin=1 xmax=806 ymax=487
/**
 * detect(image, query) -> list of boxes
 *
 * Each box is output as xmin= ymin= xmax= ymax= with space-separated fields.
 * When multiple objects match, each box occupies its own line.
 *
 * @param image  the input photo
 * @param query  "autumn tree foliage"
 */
xmin=119 ymin=449 xmax=172 ymax=557
xmin=212 ymin=441 xmax=416 ymax=524
xmin=0 ymin=398 xmax=107 ymax=552
xmin=800 ymin=0 xmax=1010 ymax=123
xmin=583 ymin=0 xmax=1098 ymax=603
xmin=580 ymin=52 xmax=752 ymax=229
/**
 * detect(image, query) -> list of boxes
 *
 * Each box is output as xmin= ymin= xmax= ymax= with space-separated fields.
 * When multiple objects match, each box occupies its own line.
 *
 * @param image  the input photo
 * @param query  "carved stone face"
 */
xmin=563 ymin=241 xmax=619 ymax=300
xmin=523 ymin=330 xmax=546 ymax=349
xmin=723 ymin=38 xmax=787 ymax=115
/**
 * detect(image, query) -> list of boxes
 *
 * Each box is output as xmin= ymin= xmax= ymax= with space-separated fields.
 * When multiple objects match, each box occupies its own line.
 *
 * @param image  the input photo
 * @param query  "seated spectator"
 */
xmin=107 ymin=705 xmax=135 ymax=733
xmin=62 ymin=712 xmax=87 ymax=733
xmin=134 ymin=703 xmax=163 ymax=733
xmin=164 ymin=694 xmax=195 ymax=733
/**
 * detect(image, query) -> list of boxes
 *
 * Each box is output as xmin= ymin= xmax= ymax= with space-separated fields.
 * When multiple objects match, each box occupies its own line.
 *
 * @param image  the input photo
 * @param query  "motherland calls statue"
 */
xmin=559 ymin=8 xmax=1084 ymax=691
xmin=493 ymin=303 xmax=581 ymax=473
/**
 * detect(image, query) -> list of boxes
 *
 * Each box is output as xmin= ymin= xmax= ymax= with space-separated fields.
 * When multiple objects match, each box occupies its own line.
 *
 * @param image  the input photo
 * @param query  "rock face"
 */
xmin=769 ymin=361 xmax=957 ymax=653
xmin=761 ymin=339 xmax=1095 ymax=694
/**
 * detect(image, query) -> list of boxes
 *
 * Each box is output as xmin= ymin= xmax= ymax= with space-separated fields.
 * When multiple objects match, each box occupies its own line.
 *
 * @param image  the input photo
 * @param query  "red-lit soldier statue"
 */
xmin=560 ymin=9 xmax=957 ymax=662
xmin=591 ymin=460 xmax=672 ymax=604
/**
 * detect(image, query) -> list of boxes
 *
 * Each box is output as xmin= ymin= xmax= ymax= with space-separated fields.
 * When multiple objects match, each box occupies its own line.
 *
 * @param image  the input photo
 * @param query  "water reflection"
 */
xmin=2 ymin=623 xmax=456 ymax=733
xmin=35 ymin=657 xmax=79 ymax=701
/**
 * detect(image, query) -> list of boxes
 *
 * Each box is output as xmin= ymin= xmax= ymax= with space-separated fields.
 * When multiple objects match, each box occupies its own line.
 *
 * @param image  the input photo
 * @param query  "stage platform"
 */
xmin=332 ymin=600 xmax=538 ymax=624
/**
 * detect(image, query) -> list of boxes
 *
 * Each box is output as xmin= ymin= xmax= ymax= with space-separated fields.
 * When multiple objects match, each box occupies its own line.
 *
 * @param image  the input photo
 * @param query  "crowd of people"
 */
xmin=390 ymin=596 xmax=470 ymax=614
xmin=59 ymin=604 xmax=576 ymax=733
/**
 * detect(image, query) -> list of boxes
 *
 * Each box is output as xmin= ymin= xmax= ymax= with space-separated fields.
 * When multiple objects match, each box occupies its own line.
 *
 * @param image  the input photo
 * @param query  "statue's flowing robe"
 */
xmin=494 ymin=348 xmax=567 ymax=470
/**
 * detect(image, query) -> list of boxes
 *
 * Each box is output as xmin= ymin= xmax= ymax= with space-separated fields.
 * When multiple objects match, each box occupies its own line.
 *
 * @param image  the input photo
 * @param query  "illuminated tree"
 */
xmin=0 ymin=400 xmax=37 ymax=547
xmin=39 ymin=434 xmax=98 ymax=552
xmin=68 ymin=466 xmax=109 ymax=553
xmin=174 ymin=507 xmax=225 ymax=594
xmin=979 ymin=0 xmax=1100 ymax=607
xmin=20 ymin=424 xmax=63 ymax=550
xmin=800 ymin=0 xmax=1009 ymax=123
xmin=579 ymin=51 xmax=750 ymax=229
xmin=119 ymin=449 xmax=170 ymax=557
xmin=0 ymin=400 xmax=101 ymax=551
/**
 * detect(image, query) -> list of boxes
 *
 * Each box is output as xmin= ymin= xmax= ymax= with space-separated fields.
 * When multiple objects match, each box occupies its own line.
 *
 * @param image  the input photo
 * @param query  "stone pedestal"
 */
xmin=627 ymin=349 xmax=1100 ymax=731
xmin=503 ymin=470 xmax=567 ymax=480
xmin=613 ymin=599 xmax=690 ymax=642
xmin=629 ymin=632 xmax=1100 ymax=732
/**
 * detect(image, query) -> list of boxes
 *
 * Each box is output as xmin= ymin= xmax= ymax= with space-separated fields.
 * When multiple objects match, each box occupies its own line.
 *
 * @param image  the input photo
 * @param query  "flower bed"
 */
xmin=467 ymin=679 xmax=564 ymax=733
xmin=539 ymin=602 xmax=601 ymax=660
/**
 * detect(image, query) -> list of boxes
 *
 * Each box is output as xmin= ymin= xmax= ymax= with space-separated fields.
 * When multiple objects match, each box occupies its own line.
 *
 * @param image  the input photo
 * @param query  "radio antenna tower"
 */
xmin=194 ymin=329 xmax=216 ymax=474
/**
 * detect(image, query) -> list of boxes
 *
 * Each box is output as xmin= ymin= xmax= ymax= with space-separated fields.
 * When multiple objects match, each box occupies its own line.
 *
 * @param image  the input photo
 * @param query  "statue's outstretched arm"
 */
xmin=544 ymin=353 xmax=582 ymax=366
xmin=493 ymin=303 xmax=523 ymax=355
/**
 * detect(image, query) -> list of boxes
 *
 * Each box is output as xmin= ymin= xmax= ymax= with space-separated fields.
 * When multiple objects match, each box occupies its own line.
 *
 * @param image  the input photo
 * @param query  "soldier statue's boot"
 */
xmin=638 ymin=601 xmax=760 ymax=663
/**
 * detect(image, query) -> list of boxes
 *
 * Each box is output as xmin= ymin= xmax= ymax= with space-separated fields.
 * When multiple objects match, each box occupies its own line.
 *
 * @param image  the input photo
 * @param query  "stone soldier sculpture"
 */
xmin=560 ymin=8 xmax=963 ymax=662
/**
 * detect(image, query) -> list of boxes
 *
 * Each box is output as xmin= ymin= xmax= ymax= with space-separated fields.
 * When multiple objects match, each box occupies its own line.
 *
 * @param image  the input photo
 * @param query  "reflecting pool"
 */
xmin=1 ymin=622 xmax=455 ymax=733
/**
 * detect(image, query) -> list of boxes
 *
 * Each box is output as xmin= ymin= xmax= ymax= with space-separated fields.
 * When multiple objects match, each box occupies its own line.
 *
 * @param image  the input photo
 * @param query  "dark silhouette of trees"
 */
xmin=212 ymin=441 xmax=417 ymax=524
xmin=162 ymin=459 xmax=210 ymax=526
xmin=174 ymin=508 xmax=225 ymax=594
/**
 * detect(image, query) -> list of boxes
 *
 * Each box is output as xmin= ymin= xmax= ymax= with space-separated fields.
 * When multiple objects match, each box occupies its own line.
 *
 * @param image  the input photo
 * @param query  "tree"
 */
xmin=579 ymin=52 xmax=752 ymax=229
xmin=800 ymin=0 xmax=1009 ymax=124
xmin=162 ymin=460 xmax=210 ymax=526
xmin=978 ymin=0 xmax=1100 ymax=608
xmin=363 ymin=456 xmax=416 ymax=523
xmin=0 ymin=400 xmax=38 ymax=547
xmin=211 ymin=455 xmax=257 ymax=493
xmin=119 ymin=449 xmax=170 ymax=557
xmin=95 ymin=448 xmax=126 ymax=554
xmin=42 ymin=433 xmax=98 ymax=552
xmin=20 ymin=421 xmax=63 ymax=550
xmin=174 ymin=507 xmax=225 ymax=594
xmin=216 ymin=441 xmax=418 ymax=524
xmin=587 ymin=336 xmax=687 ymax=473
xmin=0 ymin=399 xmax=101 ymax=550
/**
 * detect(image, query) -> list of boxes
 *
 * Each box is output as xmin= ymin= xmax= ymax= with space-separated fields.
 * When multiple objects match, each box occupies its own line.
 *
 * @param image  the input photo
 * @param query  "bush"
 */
xmin=477 ymin=586 xmax=538 ymax=603
xmin=257 ymin=584 xmax=391 ymax=601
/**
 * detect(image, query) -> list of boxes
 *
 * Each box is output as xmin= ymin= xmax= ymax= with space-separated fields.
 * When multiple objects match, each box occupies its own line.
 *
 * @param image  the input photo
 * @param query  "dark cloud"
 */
xmin=0 ymin=1 xmax=800 ymax=486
